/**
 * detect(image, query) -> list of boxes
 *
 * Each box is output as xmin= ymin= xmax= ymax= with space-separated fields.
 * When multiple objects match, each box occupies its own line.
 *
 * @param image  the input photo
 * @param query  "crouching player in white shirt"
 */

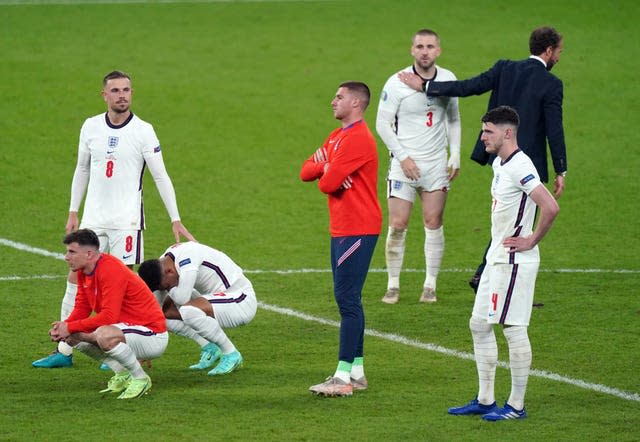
xmin=138 ymin=242 xmax=257 ymax=376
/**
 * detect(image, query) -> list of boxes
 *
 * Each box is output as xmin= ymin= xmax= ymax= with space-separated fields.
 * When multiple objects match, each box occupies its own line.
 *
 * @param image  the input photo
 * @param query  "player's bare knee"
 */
xmin=423 ymin=218 xmax=443 ymax=230
xmin=186 ymin=297 xmax=214 ymax=317
xmin=94 ymin=325 xmax=125 ymax=351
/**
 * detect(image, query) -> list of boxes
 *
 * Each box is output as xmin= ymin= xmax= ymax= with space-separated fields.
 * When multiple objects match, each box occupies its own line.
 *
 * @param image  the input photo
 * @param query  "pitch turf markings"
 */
xmin=2 ymin=237 xmax=639 ymax=402
xmin=1 ymin=238 xmax=637 ymax=274
xmin=260 ymin=302 xmax=640 ymax=403
xmin=0 ymin=275 xmax=65 ymax=281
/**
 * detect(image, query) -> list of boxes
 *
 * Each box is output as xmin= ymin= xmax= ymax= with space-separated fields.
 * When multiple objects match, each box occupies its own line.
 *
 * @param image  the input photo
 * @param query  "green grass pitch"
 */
xmin=1 ymin=0 xmax=639 ymax=440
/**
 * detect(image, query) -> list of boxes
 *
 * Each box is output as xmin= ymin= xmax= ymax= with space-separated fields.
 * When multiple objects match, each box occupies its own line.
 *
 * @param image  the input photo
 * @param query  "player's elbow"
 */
xmin=548 ymin=200 xmax=560 ymax=220
xmin=300 ymin=170 xmax=315 ymax=182
xmin=317 ymin=181 xmax=332 ymax=194
xmin=318 ymin=180 xmax=339 ymax=194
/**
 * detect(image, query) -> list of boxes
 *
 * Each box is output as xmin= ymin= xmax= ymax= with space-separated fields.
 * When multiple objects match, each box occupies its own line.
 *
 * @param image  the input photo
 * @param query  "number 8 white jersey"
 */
xmin=74 ymin=112 xmax=163 ymax=230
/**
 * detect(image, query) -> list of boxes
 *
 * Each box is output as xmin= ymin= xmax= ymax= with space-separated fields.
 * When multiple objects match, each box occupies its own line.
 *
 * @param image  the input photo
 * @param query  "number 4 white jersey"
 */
xmin=73 ymin=113 xmax=163 ymax=230
xmin=487 ymin=150 xmax=542 ymax=265
xmin=377 ymin=65 xmax=460 ymax=163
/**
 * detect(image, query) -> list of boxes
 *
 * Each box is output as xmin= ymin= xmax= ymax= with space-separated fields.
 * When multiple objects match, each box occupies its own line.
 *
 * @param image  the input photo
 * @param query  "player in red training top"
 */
xmin=48 ymin=229 xmax=168 ymax=399
xmin=301 ymin=81 xmax=382 ymax=397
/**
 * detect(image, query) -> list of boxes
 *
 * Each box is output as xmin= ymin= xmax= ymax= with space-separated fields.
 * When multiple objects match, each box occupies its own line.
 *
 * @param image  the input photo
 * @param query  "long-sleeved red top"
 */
xmin=300 ymin=120 xmax=382 ymax=237
xmin=65 ymin=253 xmax=167 ymax=334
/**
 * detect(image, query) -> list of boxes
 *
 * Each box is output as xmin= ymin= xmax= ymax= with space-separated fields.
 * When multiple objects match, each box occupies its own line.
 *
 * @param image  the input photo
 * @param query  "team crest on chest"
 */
xmin=492 ymin=173 xmax=501 ymax=191
xmin=107 ymin=136 xmax=119 ymax=153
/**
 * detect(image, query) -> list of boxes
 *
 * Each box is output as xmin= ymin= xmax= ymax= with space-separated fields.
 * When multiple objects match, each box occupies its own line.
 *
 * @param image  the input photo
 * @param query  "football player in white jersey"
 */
xmin=33 ymin=71 xmax=195 ymax=369
xmin=377 ymin=29 xmax=461 ymax=304
xmin=448 ymin=106 xmax=559 ymax=421
xmin=138 ymin=242 xmax=257 ymax=376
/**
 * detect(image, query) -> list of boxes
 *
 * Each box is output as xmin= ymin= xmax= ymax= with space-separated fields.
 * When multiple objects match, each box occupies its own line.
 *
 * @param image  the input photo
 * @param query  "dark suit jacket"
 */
xmin=426 ymin=58 xmax=567 ymax=182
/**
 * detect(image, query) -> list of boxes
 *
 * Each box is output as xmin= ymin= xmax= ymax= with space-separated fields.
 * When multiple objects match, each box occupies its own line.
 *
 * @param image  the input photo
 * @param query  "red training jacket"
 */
xmin=300 ymin=120 xmax=381 ymax=237
xmin=65 ymin=253 xmax=167 ymax=334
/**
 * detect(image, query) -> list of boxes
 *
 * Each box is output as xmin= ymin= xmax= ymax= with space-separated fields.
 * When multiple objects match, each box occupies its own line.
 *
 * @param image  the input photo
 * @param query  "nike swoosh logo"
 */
xmin=122 ymin=254 xmax=133 ymax=260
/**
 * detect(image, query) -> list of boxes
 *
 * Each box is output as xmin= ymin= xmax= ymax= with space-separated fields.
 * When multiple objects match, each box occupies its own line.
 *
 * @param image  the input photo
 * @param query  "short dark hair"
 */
xmin=138 ymin=259 xmax=163 ymax=292
xmin=103 ymin=70 xmax=131 ymax=87
xmin=482 ymin=106 xmax=520 ymax=128
xmin=413 ymin=28 xmax=440 ymax=45
xmin=339 ymin=81 xmax=371 ymax=110
xmin=529 ymin=26 xmax=562 ymax=56
xmin=63 ymin=229 xmax=100 ymax=249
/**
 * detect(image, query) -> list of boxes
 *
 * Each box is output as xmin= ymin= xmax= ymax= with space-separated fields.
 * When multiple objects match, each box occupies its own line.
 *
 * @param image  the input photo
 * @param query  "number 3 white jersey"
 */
xmin=71 ymin=113 xmax=167 ymax=230
xmin=377 ymin=65 xmax=460 ymax=164
xmin=487 ymin=150 xmax=542 ymax=265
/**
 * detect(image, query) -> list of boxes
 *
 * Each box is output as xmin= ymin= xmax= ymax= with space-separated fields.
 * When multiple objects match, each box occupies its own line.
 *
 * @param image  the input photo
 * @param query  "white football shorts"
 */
xmin=203 ymin=287 xmax=257 ymax=328
xmin=472 ymin=262 xmax=539 ymax=326
xmin=84 ymin=227 xmax=144 ymax=265
xmin=387 ymin=156 xmax=449 ymax=202
xmin=115 ymin=323 xmax=169 ymax=360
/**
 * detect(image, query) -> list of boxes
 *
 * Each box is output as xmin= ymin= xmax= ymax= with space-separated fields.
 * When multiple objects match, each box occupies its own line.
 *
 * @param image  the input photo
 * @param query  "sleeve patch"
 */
xmin=178 ymin=258 xmax=191 ymax=267
xmin=520 ymin=174 xmax=535 ymax=185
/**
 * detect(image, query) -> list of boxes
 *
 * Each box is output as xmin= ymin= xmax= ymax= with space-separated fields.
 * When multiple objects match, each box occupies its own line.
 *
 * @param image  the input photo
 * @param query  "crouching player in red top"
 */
xmin=48 ymin=229 xmax=168 ymax=399
xmin=301 ymin=81 xmax=382 ymax=397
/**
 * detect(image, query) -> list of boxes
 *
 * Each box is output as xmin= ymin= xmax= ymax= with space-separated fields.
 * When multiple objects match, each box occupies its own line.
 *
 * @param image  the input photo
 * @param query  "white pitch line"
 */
xmin=0 ymin=275 xmax=65 ymax=281
xmin=2 ymin=238 xmax=638 ymax=274
xmin=259 ymin=301 xmax=640 ymax=403
xmin=2 ymin=237 xmax=639 ymax=402
xmin=0 ymin=238 xmax=65 ymax=260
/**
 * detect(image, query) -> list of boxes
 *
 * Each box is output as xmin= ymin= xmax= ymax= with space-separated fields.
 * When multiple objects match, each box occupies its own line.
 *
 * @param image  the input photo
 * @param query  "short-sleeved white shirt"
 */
xmin=487 ymin=150 xmax=542 ymax=264
xmin=378 ymin=65 xmax=459 ymax=164
xmin=163 ymin=242 xmax=254 ymax=299
xmin=77 ymin=113 xmax=162 ymax=230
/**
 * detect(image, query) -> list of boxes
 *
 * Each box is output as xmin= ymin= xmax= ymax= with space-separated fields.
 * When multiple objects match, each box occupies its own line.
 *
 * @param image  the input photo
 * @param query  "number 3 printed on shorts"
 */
xmin=425 ymin=111 xmax=433 ymax=127
xmin=106 ymin=160 xmax=114 ymax=178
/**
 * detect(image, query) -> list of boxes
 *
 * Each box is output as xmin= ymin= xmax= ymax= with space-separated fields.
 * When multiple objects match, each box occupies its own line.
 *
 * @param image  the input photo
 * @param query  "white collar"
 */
xmin=529 ymin=55 xmax=547 ymax=68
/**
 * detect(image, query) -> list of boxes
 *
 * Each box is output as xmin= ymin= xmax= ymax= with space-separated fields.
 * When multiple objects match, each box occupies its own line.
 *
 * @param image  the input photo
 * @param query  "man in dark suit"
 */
xmin=398 ymin=26 xmax=567 ymax=292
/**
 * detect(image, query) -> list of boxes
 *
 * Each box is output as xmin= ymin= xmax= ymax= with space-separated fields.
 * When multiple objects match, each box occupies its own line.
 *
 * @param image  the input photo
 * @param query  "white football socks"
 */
xmin=179 ymin=305 xmax=236 ymax=354
xmin=75 ymin=342 xmax=124 ymax=372
xmin=57 ymin=281 xmax=77 ymax=356
xmin=350 ymin=357 xmax=365 ymax=379
xmin=333 ymin=360 xmax=352 ymax=383
xmin=166 ymin=319 xmax=209 ymax=347
xmin=424 ymin=226 xmax=444 ymax=290
xmin=470 ymin=316 xmax=497 ymax=406
xmin=107 ymin=342 xmax=145 ymax=379
xmin=385 ymin=226 xmax=407 ymax=289
xmin=504 ymin=326 xmax=531 ymax=410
